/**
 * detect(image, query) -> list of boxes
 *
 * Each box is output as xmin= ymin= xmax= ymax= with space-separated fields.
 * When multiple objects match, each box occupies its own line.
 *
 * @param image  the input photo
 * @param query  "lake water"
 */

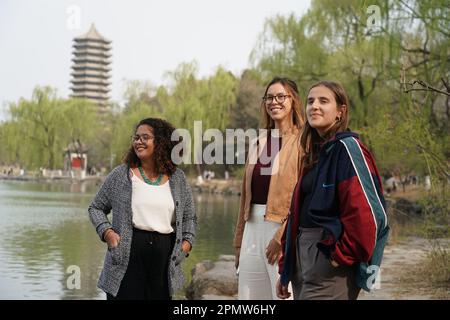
xmin=0 ymin=180 xmax=239 ymax=299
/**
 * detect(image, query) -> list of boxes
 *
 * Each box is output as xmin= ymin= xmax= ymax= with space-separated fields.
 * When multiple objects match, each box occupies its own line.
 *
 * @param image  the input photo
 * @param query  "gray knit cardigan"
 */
xmin=88 ymin=164 xmax=197 ymax=297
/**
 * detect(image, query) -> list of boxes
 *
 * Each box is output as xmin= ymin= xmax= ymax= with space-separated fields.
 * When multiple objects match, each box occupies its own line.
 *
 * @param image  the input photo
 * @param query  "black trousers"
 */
xmin=107 ymin=228 xmax=175 ymax=300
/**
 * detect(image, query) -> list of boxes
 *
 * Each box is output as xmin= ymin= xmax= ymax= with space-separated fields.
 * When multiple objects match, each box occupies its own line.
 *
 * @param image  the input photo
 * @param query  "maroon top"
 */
xmin=251 ymin=134 xmax=282 ymax=205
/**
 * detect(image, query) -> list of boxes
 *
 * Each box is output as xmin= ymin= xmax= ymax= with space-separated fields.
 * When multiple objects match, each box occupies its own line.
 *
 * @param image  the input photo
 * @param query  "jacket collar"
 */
xmin=248 ymin=126 xmax=300 ymax=162
xmin=322 ymin=130 xmax=359 ymax=153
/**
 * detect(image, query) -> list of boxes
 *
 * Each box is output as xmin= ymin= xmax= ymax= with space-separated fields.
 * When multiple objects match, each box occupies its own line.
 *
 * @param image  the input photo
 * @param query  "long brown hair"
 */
xmin=123 ymin=118 xmax=178 ymax=176
xmin=260 ymin=77 xmax=304 ymax=130
xmin=301 ymin=81 xmax=350 ymax=170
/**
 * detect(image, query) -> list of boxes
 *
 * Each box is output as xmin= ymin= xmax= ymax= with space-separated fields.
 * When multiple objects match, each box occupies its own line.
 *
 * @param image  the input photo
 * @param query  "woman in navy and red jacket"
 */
xmin=276 ymin=81 xmax=389 ymax=300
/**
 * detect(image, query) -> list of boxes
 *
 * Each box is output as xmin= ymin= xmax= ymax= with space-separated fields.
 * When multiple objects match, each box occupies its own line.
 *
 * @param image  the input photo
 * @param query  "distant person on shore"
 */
xmin=89 ymin=166 xmax=97 ymax=176
xmin=234 ymin=77 xmax=304 ymax=299
xmin=277 ymin=81 xmax=389 ymax=300
xmin=88 ymin=118 xmax=197 ymax=300
xmin=385 ymin=176 xmax=398 ymax=194
xmin=424 ymin=175 xmax=431 ymax=191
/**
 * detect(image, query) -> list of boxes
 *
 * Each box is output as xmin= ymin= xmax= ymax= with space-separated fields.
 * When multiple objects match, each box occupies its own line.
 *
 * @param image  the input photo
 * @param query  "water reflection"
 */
xmin=0 ymin=180 xmax=240 ymax=299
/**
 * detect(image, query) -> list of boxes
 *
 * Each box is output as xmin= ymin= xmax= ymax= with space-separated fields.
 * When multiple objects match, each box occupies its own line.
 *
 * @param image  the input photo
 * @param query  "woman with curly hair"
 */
xmin=88 ymin=118 xmax=197 ymax=300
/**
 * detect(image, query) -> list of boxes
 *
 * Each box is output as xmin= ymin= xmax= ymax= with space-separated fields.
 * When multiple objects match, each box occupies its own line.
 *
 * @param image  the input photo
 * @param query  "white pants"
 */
xmin=238 ymin=204 xmax=292 ymax=300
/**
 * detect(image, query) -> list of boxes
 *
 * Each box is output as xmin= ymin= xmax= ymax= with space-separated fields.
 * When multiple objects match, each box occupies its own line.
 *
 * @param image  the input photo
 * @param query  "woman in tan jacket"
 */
xmin=234 ymin=77 xmax=304 ymax=299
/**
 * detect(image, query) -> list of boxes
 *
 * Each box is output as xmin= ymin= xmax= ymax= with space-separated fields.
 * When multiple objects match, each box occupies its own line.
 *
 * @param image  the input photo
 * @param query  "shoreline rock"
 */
xmin=185 ymin=255 xmax=238 ymax=300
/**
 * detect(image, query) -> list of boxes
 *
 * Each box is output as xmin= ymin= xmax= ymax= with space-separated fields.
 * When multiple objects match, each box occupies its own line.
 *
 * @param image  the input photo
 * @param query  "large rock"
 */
xmin=185 ymin=255 xmax=238 ymax=300
xmin=394 ymin=198 xmax=423 ymax=216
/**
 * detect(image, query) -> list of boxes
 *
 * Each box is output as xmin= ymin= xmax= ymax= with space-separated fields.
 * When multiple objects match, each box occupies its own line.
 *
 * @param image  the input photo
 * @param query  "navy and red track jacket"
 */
xmin=279 ymin=131 xmax=389 ymax=289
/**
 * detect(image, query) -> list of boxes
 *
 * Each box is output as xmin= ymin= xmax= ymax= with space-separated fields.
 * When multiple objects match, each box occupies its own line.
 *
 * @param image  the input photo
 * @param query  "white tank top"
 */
xmin=131 ymin=171 xmax=175 ymax=233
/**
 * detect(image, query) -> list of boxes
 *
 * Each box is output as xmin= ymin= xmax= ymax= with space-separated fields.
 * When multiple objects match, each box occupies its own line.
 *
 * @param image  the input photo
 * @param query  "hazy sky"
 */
xmin=0 ymin=0 xmax=311 ymax=119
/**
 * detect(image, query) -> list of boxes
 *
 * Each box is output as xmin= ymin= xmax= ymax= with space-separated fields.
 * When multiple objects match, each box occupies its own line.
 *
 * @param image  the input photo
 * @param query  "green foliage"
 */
xmin=157 ymin=61 xmax=238 ymax=167
xmin=160 ymin=61 xmax=238 ymax=131
xmin=231 ymin=69 xmax=265 ymax=130
xmin=250 ymin=13 xmax=328 ymax=88
xmin=251 ymin=0 xmax=449 ymax=184
xmin=0 ymin=87 xmax=100 ymax=169
xmin=1 ymin=0 xmax=448 ymax=182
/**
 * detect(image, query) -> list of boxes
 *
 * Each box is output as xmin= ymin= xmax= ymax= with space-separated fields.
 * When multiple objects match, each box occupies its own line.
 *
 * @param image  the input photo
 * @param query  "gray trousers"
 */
xmin=291 ymin=227 xmax=360 ymax=300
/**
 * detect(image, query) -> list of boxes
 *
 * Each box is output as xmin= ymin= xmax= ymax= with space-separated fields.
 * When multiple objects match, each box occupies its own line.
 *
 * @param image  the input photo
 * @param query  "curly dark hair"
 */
xmin=123 ymin=118 xmax=179 ymax=176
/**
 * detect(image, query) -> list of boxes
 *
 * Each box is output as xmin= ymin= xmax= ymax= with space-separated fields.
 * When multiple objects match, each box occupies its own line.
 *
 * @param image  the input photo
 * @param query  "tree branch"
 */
xmin=401 ymin=80 xmax=450 ymax=96
xmin=441 ymin=77 xmax=450 ymax=92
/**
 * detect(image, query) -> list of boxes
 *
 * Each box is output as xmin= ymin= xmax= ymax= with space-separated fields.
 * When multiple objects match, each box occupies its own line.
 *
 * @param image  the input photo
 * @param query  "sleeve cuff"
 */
xmin=97 ymin=222 xmax=113 ymax=242
xmin=182 ymin=233 xmax=195 ymax=248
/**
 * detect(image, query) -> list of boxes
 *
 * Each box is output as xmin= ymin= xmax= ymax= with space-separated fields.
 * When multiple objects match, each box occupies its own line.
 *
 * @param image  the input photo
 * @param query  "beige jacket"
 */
xmin=233 ymin=127 xmax=302 ymax=248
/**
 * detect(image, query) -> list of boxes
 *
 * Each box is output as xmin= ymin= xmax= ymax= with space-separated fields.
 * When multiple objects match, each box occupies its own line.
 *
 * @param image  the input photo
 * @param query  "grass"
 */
xmin=422 ymin=242 xmax=450 ymax=298
xmin=388 ymin=185 xmax=450 ymax=299
xmin=399 ymin=241 xmax=450 ymax=299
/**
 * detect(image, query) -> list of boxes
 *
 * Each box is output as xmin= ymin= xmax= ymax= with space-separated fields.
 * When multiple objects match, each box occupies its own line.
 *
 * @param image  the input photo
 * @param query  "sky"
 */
xmin=0 ymin=0 xmax=311 ymax=119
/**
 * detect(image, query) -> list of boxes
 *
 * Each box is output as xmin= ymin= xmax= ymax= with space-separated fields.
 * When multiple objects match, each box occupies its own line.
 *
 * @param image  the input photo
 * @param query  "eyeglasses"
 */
xmin=131 ymin=134 xmax=155 ymax=143
xmin=262 ymin=94 xmax=291 ymax=105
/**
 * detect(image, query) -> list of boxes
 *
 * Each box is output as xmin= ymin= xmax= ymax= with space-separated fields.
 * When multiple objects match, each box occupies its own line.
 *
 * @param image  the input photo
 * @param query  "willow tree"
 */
xmin=6 ymin=87 xmax=66 ymax=169
xmin=250 ymin=13 xmax=328 ymax=90
xmin=2 ymin=87 xmax=101 ymax=170
xmin=157 ymin=61 xmax=238 ymax=175
xmin=251 ymin=0 xmax=449 ymax=179
xmin=0 ymin=121 xmax=21 ymax=165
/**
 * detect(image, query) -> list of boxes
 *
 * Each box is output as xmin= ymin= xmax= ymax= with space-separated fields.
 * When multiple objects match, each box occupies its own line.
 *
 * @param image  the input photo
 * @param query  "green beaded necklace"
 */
xmin=138 ymin=166 xmax=163 ymax=186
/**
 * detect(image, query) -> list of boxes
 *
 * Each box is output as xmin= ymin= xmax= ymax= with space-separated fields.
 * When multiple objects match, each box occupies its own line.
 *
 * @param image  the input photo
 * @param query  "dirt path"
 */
xmin=359 ymin=237 xmax=447 ymax=300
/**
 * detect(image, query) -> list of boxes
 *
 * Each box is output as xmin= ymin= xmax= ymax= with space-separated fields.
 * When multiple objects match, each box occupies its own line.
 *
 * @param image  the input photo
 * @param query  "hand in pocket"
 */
xmin=105 ymin=229 xmax=121 ymax=248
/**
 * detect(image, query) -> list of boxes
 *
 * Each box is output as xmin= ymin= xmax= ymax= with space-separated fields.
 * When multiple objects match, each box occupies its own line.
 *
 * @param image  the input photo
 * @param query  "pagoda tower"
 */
xmin=70 ymin=24 xmax=111 ymax=112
